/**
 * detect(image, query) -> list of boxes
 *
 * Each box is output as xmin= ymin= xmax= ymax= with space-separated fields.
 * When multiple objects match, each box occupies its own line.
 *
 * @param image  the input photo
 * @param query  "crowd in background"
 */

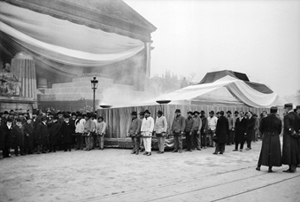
xmin=0 ymin=106 xmax=299 ymax=162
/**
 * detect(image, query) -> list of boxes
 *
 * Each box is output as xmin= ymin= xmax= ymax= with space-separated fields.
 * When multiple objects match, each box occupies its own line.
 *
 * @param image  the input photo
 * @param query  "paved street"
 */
xmin=0 ymin=141 xmax=299 ymax=202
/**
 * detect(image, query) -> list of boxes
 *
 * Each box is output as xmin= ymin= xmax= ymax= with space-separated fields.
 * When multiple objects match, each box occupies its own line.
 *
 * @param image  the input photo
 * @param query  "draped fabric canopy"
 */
xmin=155 ymin=75 xmax=278 ymax=108
xmin=0 ymin=2 xmax=144 ymax=76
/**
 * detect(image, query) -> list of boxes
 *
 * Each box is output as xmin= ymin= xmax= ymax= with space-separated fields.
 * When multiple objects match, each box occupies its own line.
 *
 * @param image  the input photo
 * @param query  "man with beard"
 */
xmin=141 ymin=110 xmax=154 ymax=156
xmin=60 ymin=114 xmax=75 ymax=152
xmin=282 ymin=103 xmax=300 ymax=173
xmin=23 ymin=118 xmax=34 ymax=154
xmin=171 ymin=109 xmax=186 ymax=153
xmin=245 ymin=111 xmax=255 ymax=150
xmin=185 ymin=111 xmax=194 ymax=152
xmin=128 ymin=111 xmax=142 ymax=155
xmin=256 ymin=107 xmax=282 ymax=172
xmin=233 ymin=111 xmax=248 ymax=152
xmin=2 ymin=118 xmax=13 ymax=158
xmin=213 ymin=111 xmax=229 ymax=155
xmin=12 ymin=118 xmax=25 ymax=156
xmin=48 ymin=116 xmax=60 ymax=152
xmin=191 ymin=111 xmax=202 ymax=151
xmin=36 ymin=116 xmax=49 ymax=154
xmin=154 ymin=110 xmax=168 ymax=154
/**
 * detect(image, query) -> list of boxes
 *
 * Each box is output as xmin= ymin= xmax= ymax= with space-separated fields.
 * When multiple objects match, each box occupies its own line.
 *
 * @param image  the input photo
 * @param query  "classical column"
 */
xmin=10 ymin=52 xmax=37 ymax=100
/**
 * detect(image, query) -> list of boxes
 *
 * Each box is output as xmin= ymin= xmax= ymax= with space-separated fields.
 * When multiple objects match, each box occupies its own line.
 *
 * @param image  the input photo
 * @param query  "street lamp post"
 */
xmin=90 ymin=77 xmax=99 ymax=113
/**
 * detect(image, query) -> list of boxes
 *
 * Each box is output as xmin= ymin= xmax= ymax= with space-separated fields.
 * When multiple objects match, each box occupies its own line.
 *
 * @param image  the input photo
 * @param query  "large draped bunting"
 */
xmin=0 ymin=2 xmax=145 ymax=75
xmin=155 ymin=76 xmax=278 ymax=108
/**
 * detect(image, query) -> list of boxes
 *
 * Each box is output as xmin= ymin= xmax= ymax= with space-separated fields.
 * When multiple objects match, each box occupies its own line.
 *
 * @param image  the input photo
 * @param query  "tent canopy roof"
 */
xmin=155 ymin=71 xmax=278 ymax=108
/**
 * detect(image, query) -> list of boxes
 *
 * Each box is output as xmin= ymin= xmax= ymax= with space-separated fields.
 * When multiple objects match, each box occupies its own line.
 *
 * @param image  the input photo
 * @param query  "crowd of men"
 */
xmin=0 ymin=110 xmax=107 ymax=158
xmin=1 ymin=104 xmax=300 ymax=173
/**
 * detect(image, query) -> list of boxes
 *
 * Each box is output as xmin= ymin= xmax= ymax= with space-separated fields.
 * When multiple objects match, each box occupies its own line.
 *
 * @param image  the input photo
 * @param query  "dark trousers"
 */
xmin=174 ymin=133 xmax=182 ymax=150
xmin=227 ymin=130 xmax=234 ymax=145
xmin=49 ymin=144 xmax=57 ymax=152
xmin=201 ymin=131 xmax=207 ymax=147
xmin=193 ymin=130 xmax=201 ymax=149
xmin=14 ymin=145 xmax=24 ymax=156
xmin=93 ymin=135 xmax=97 ymax=149
xmin=235 ymin=141 xmax=245 ymax=150
xmin=247 ymin=139 xmax=252 ymax=149
xmin=64 ymin=143 xmax=71 ymax=151
xmin=215 ymin=143 xmax=225 ymax=153
xmin=2 ymin=148 xmax=10 ymax=157
xmin=131 ymin=136 xmax=140 ymax=153
xmin=75 ymin=134 xmax=83 ymax=149
xmin=185 ymin=131 xmax=192 ymax=150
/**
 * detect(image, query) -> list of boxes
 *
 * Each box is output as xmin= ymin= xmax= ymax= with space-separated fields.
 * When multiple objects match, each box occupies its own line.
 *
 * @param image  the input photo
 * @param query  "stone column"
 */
xmin=10 ymin=52 xmax=37 ymax=100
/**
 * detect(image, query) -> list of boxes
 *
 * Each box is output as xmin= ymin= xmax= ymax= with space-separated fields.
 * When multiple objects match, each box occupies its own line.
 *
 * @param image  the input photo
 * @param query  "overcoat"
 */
xmin=23 ymin=122 xmax=34 ymax=150
xmin=48 ymin=121 xmax=61 ymax=145
xmin=128 ymin=118 xmax=142 ymax=137
xmin=60 ymin=121 xmax=75 ymax=144
xmin=246 ymin=116 xmax=256 ymax=142
xmin=36 ymin=122 xmax=49 ymax=145
xmin=12 ymin=125 xmax=24 ymax=147
xmin=2 ymin=124 xmax=13 ymax=148
xmin=215 ymin=116 xmax=229 ymax=143
xmin=282 ymin=111 xmax=300 ymax=165
xmin=0 ymin=124 xmax=4 ymax=149
xmin=234 ymin=117 xmax=247 ymax=143
xmin=258 ymin=114 xmax=282 ymax=167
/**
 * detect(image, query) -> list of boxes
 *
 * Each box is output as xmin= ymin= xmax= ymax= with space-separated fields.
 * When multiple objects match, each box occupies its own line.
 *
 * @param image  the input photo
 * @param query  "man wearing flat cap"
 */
xmin=141 ymin=110 xmax=154 ymax=156
xmin=128 ymin=111 xmax=142 ymax=155
xmin=191 ymin=111 xmax=202 ymax=150
xmin=282 ymin=103 xmax=300 ymax=173
xmin=256 ymin=106 xmax=282 ymax=172
xmin=171 ymin=109 xmax=186 ymax=153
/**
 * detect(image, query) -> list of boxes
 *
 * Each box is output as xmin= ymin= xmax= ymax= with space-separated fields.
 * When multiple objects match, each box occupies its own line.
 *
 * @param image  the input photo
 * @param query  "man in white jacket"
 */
xmin=141 ymin=110 xmax=154 ymax=156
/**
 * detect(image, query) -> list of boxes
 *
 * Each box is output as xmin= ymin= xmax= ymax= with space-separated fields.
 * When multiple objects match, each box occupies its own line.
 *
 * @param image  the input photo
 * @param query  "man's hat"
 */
xmin=226 ymin=110 xmax=232 ymax=114
xmin=41 ymin=116 xmax=48 ymax=121
xmin=139 ymin=111 xmax=144 ymax=116
xmin=284 ymin=103 xmax=293 ymax=108
xmin=296 ymin=105 xmax=300 ymax=110
xmin=16 ymin=118 xmax=22 ymax=122
xmin=53 ymin=115 xmax=59 ymax=120
xmin=144 ymin=110 xmax=151 ymax=114
xmin=187 ymin=111 xmax=193 ymax=115
xmin=6 ymin=118 xmax=13 ymax=122
xmin=193 ymin=111 xmax=200 ymax=115
xmin=63 ymin=113 xmax=70 ymax=118
xmin=209 ymin=111 xmax=214 ymax=114
xmin=131 ymin=111 xmax=137 ymax=116
xmin=157 ymin=110 xmax=163 ymax=115
xmin=234 ymin=111 xmax=239 ymax=114
xmin=175 ymin=109 xmax=181 ymax=113
xmin=271 ymin=106 xmax=278 ymax=110
xmin=200 ymin=110 xmax=205 ymax=114
xmin=4 ymin=111 xmax=8 ymax=115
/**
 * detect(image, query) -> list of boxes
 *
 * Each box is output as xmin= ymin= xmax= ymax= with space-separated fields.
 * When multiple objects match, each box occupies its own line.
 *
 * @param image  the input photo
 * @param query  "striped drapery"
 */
xmin=11 ymin=57 xmax=37 ymax=100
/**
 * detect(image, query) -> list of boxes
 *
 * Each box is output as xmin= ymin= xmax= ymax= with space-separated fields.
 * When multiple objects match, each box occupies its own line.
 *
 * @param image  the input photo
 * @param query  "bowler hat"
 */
xmin=226 ymin=110 xmax=232 ymax=114
xmin=200 ymin=110 xmax=205 ymax=114
xmin=53 ymin=115 xmax=58 ymax=120
xmin=193 ymin=111 xmax=200 ymax=115
xmin=131 ymin=111 xmax=137 ymax=116
xmin=209 ymin=111 xmax=214 ymax=114
xmin=284 ymin=103 xmax=293 ymax=108
xmin=7 ymin=118 xmax=13 ymax=122
xmin=296 ymin=105 xmax=300 ymax=110
xmin=63 ymin=113 xmax=70 ymax=118
xmin=234 ymin=111 xmax=239 ymax=114
xmin=175 ymin=109 xmax=181 ymax=113
xmin=144 ymin=110 xmax=151 ymax=114
xmin=157 ymin=110 xmax=163 ymax=115
xmin=41 ymin=116 xmax=47 ymax=121
xmin=187 ymin=111 xmax=193 ymax=115
xmin=139 ymin=111 xmax=144 ymax=116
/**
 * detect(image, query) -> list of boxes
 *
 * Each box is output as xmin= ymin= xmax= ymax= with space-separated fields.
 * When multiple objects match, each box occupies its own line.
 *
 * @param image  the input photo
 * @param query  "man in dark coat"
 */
xmin=213 ymin=111 xmax=229 ymax=154
xmin=296 ymin=105 xmax=300 ymax=168
xmin=36 ymin=116 xmax=49 ymax=154
xmin=282 ymin=103 xmax=300 ymax=173
xmin=200 ymin=110 xmax=208 ymax=149
xmin=233 ymin=111 xmax=247 ymax=152
xmin=256 ymin=107 xmax=282 ymax=172
xmin=60 ymin=114 xmax=75 ymax=152
xmin=127 ymin=111 xmax=142 ymax=154
xmin=0 ymin=117 xmax=5 ymax=158
xmin=12 ymin=118 xmax=25 ymax=156
xmin=48 ymin=115 xmax=61 ymax=152
xmin=245 ymin=111 xmax=256 ymax=150
xmin=1 ymin=118 xmax=13 ymax=158
xmin=23 ymin=118 xmax=34 ymax=154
